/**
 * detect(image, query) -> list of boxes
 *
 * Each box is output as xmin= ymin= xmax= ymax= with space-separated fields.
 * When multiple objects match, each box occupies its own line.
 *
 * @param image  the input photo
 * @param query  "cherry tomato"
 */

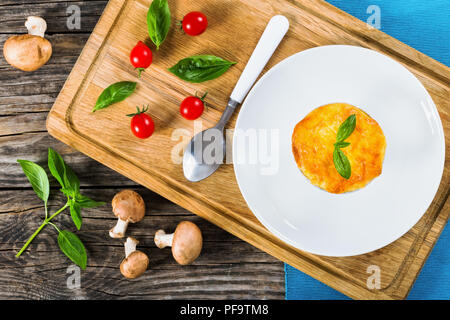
xmin=130 ymin=41 xmax=152 ymax=77
xmin=181 ymin=12 xmax=208 ymax=36
xmin=127 ymin=105 xmax=155 ymax=139
xmin=180 ymin=92 xmax=207 ymax=120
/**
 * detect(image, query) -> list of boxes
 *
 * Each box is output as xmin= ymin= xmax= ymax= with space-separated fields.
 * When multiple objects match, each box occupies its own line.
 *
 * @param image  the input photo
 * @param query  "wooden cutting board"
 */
xmin=47 ymin=0 xmax=449 ymax=299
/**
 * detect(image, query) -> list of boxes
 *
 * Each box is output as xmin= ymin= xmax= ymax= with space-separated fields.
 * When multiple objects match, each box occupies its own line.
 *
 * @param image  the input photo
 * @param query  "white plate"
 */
xmin=232 ymin=45 xmax=445 ymax=257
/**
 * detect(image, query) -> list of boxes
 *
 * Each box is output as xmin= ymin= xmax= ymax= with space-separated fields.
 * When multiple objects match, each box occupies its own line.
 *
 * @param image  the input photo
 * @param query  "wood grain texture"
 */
xmin=0 ymin=0 xmax=285 ymax=299
xmin=46 ymin=0 xmax=449 ymax=299
xmin=0 ymin=188 xmax=284 ymax=299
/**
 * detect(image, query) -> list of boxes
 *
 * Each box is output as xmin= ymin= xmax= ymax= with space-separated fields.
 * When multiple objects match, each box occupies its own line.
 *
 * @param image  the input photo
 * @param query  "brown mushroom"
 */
xmin=3 ymin=16 xmax=52 ymax=71
xmin=120 ymin=237 xmax=149 ymax=279
xmin=109 ymin=190 xmax=145 ymax=238
xmin=154 ymin=221 xmax=203 ymax=265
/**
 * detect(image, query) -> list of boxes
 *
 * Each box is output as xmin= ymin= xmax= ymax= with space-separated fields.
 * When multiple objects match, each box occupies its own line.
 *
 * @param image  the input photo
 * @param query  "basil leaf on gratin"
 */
xmin=147 ymin=0 xmax=171 ymax=50
xmin=333 ymin=146 xmax=351 ymax=179
xmin=93 ymin=81 xmax=137 ymax=112
xmin=168 ymin=55 xmax=236 ymax=83
xmin=336 ymin=114 xmax=356 ymax=142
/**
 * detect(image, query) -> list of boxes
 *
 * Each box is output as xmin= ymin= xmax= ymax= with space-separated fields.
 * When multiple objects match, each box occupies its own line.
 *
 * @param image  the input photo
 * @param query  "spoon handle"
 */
xmin=230 ymin=15 xmax=289 ymax=104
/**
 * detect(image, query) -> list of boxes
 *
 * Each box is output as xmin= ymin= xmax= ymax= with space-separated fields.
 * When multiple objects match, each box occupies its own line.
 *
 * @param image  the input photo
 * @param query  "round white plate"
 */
xmin=232 ymin=45 xmax=445 ymax=257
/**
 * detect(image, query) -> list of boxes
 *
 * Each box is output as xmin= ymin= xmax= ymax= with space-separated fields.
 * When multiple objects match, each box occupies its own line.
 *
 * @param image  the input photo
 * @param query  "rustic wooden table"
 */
xmin=0 ymin=0 xmax=284 ymax=299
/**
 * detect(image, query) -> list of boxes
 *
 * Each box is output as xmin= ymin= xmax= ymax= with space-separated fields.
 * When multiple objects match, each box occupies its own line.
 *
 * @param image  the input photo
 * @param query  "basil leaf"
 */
xmin=333 ymin=147 xmax=351 ymax=179
xmin=147 ymin=0 xmax=171 ymax=50
xmin=93 ymin=81 xmax=137 ymax=112
xmin=48 ymin=148 xmax=66 ymax=188
xmin=168 ymin=55 xmax=236 ymax=83
xmin=336 ymin=114 xmax=356 ymax=142
xmin=17 ymin=160 xmax=49 ymax=204
xmin=334 ymin=141 xmax=350 ymax=148
xmin=76 ymin=194 xmax=106 ymax=208
xmin=57 ymin=230 xmax=87 ymax=269
xmin=69 ymin=200 xmax=82 ymax=230
xmin=64 ymin=164 xmax=80 ymax=195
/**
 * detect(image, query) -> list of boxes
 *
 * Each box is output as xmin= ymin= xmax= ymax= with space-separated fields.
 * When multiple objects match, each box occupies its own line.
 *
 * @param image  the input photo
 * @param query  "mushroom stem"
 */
xmin=110 ymin=218 xmax=129 ymax=238
xmin=154 ymin=230 xmax=174 ymax=249
xmin=124 ymin=237 xmax=139 ymax=258
xmin=25 ymin=16 xmax=47 ymax=38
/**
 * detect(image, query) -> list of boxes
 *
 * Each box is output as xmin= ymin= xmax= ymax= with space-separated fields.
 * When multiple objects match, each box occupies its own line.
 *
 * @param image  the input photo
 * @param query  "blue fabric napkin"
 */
xmin=285 ymin=0 xmax=449 ymax=300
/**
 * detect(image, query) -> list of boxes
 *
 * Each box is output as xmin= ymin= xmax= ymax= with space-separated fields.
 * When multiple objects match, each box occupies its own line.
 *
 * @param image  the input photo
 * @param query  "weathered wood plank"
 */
xmin=0 ymin=1 xmax=107 ymax=34
xmin=0 ymin=188 xmax=284 ymax=299
xmin=0 ymin=133 xmax=135 ymax=187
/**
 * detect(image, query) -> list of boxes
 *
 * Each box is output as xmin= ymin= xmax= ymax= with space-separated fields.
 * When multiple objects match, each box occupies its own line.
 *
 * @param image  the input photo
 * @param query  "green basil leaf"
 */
xmin=63 ymin=164 xmax=80 ymax=195
xmin=334 ymin=141 xmax=350 ymax=148
xmin=48 ymin=148 xmax=66 ymax=188
xmin=147 ymin=0 xmax=171 ymax=50
xmin=69 ymin=200 xmax=82 ymax=230
xmin=57 ymin=230 xmax=87 ymax=270
xmin=333 ymin=147 xmax=351 ymax=179
xmin=336 ymin=114 xmax=356 ymax=142
xmin=17 ymin=160 xmax=49 ymax=204
xmin=93 ymin=81 xmax=137 ymax=112
xmin=168 ymin=55 xmax=236 ymax=83
xmin=76 ymin=194 xmax=106 ymax=208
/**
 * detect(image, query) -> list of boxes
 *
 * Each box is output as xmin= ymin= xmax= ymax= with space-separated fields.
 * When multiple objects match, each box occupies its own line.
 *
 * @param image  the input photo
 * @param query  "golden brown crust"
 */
xmin=3 ymin=35 xmax=52 ymax=71
xmin=292 ymin=103 xmax=386 ymax=194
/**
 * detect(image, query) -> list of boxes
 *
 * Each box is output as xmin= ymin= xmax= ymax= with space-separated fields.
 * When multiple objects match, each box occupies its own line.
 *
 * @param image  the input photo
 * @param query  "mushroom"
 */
xmin=120 ymin=237 xmax=149 ymax=279
xmin=3 ymin=16 xmax=52 ymax=71
xmin=154 ymin=221 xmax=203 ymax=265
xmin=109 ymin=190 xmax=145 ymax=238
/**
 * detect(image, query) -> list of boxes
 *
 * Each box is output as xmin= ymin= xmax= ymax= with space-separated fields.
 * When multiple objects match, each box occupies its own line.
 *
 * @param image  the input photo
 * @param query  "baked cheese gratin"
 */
xmin=292 ymin=103 xmax=386 ymax=194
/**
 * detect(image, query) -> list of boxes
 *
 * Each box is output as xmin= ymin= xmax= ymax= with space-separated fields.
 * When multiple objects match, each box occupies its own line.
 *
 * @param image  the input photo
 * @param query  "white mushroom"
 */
xmin=154 ymin=221 xmax=203 ymax=265
xmin=109 ymin=190 xmax=146 ymax=238
xmin=120 ymin=237 xmax=149 ymax=279
xmin=3 ymin=16 xmax=52 ymax=71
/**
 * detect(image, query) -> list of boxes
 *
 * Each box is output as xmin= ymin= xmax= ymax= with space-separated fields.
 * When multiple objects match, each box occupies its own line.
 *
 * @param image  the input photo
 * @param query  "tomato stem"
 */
xmin=195 ymin=91 xmax=208 ymax=102
xmin=137 ymin=68 xmax=145 ymax=78
xmin=127 ymin=105 xmax=149 ymax=117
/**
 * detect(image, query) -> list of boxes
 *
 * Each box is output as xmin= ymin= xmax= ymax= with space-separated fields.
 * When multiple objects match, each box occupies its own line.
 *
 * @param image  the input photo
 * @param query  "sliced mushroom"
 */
xmin=120 ymin=237 xmax=149 ymax=279
xmin=3 ymin=16 xmax=52 ymax=71
xmin=109 ymin=190 xmax=145 ymax=238
xmin=154 ymin=221 xmax=203 ymax=265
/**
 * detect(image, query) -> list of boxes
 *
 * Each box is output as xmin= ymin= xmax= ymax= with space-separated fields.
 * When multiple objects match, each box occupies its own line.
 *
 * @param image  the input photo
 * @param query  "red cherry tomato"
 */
xmin=181 ymin=12 xmax=208 ymax=36
xmin=180 ymin=92 xmax=207 ymax=120
xmin=130 ymin=41 xmax=152 ymax=77
xmin=127 ymin=105 xmax=155 ymax=139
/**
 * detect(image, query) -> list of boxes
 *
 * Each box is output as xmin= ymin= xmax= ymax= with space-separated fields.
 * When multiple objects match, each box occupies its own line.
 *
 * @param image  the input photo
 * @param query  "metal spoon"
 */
xmin=183 ymin=15 xmax=290 ymax=182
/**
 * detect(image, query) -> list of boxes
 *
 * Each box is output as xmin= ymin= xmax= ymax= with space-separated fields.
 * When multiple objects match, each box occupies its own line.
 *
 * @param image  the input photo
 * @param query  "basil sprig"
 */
xmin=168 ymin=55 xmax=236 ymax=83
xmin=93 ymin=81 xmax=137 ymax=112
xmin=333 ymin=115 xmax=356 ymax=179
xmin=15 ymin=148 xmax=105 ymax=269
xmin=147 ymin=0 xmax=171 ymax=50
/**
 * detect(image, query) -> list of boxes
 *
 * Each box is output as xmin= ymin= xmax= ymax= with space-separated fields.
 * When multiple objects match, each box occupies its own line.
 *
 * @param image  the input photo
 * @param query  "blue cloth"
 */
xmin=285 ymin=0 xmax=449 ymax=300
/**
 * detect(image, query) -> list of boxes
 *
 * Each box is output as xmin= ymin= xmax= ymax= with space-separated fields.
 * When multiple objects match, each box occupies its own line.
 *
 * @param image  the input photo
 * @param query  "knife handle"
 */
xmin=230 ymin=15 xmax=289 ymax=104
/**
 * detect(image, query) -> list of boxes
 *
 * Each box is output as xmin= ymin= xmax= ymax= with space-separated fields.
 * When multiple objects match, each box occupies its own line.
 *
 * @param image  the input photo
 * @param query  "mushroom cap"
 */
xmin=120 ymin=251 xmax=149 ymax=279
xmin=112 ymin=190 xmax=145 ymax=223
xmin=3 ymin=35 xmax=52 ymax=72
xmin=172 ymin=221 xmax=203 ymax=265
